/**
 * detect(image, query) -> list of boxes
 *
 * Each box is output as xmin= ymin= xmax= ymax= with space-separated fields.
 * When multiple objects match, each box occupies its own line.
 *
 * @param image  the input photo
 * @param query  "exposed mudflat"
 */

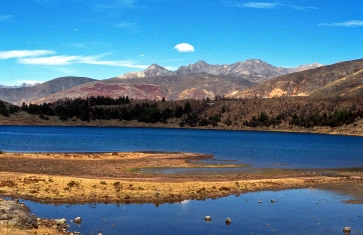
xmin=1 ymin=152 xmax=363 ymax=234
xmin=0 ymin=152 xmax=362 ymax=205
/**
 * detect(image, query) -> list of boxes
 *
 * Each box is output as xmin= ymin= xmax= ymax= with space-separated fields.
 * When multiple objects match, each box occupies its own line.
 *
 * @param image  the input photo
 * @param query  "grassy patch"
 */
xmin=127 ymin=168 xmax=141 ymax=173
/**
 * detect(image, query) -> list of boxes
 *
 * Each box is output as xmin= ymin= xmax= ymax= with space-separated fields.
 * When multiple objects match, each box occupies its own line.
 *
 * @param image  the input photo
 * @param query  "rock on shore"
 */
xmin=0 ymin=198 xmax=38 ymax=229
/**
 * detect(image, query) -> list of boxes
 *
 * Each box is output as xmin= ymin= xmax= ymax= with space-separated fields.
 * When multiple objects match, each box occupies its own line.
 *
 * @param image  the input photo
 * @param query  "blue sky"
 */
xmin=0 ymin=0 xmax=362 ymax=86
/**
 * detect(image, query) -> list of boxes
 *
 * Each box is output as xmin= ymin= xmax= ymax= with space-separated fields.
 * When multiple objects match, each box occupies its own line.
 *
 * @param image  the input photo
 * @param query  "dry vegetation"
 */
xmin=1 ymin=152 xmax=363 ymax=234
xmin=0 ymin=152 xmax=362 ymax=205
xmin=1 ymin=96 xmax=363 ymax=136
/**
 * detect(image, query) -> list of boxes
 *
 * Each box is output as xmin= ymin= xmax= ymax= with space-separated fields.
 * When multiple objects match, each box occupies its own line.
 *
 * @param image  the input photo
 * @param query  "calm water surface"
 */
xmin=1 ymin=125 xmax=363 ymax=168
xmin=22 ymin=186 xmax=363 ymax=235
xmin=2 ymin=126 xmax=363 ymax=234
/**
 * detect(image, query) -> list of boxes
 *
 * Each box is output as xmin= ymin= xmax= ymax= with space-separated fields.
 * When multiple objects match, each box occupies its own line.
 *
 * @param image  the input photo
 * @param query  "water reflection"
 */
xmin=18 ymin=185 xmax=363 ymax=235
xmin=320 ymin=184 xmax=363 ymax=204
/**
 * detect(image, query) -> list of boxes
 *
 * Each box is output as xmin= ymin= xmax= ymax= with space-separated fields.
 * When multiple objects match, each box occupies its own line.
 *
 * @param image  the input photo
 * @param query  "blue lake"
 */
xmin=1 ymin=125 xmax=363 ymax=234
xmin=22 ymin=186 xmax=363 ymax=235
xmin=1 ymin=125 xmax=363 ymax=168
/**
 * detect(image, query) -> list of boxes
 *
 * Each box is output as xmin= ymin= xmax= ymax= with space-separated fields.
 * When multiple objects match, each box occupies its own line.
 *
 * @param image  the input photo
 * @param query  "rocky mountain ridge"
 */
xmin=3 ymin=58 xmax=362 ymax=105
xmin=117 ymin=59 xmax=322 ymax=83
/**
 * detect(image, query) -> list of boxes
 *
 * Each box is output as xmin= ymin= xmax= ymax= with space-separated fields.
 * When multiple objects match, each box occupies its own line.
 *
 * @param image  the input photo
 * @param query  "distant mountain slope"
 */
xmin=309 ymin=68 xmax=363 ymax=98
xmin=229 ymin=59 xmax=363 ymax=99
xmin=31 ymin=73 xmax=257 ymax=104
xmin=0 ymin=76 xmax=96 ymax=105
xmin=117 ymin=64 xmax=174 ymax=79
xmin=0 ymin=83 xmax=41 ymax=88
xmin=1 ymin=59 xmax=323 ymax=104
xmin=118 ymin=59 xmax=322 ymax=83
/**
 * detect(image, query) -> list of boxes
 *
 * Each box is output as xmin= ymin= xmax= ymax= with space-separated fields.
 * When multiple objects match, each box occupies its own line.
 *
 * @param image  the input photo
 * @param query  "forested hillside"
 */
xmin=1 ymin=95 xmax=363 ymax=134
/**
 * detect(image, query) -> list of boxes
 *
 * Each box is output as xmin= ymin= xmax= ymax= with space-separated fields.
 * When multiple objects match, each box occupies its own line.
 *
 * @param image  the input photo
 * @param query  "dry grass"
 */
xmin=0 ymin=225 xmax=63 ymax=235
xmin=0 ymin=172 xmax=348 ymax=204
xmin=0 ymin=152 xmax=357 ymax=204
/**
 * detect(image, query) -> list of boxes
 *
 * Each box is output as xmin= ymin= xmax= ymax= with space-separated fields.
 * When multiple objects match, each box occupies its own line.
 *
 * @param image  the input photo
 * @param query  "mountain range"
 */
xmin=3 ymin=58 xmax=362 ymax=105
xmin=118 ymin=59 xmax=322 ymax=83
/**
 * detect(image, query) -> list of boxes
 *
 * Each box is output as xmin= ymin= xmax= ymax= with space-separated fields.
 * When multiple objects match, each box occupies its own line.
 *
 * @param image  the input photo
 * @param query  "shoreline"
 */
xmin=0 ymin=112 xmax=363 ymax=137
xmin=1 ymin=122 xmax=363 ymax=138
xmin=1 ymin=152 xmax=363 ymax=234
xmin=1 ymin=152 xmax=362 ymax=205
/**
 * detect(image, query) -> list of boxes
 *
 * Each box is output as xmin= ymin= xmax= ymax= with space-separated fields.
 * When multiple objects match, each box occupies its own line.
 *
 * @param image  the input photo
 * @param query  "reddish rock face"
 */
xmin=80 ymin=83 xmax=126 ymax=97
xmin=133 ymin=84 xmax=160 ymax=92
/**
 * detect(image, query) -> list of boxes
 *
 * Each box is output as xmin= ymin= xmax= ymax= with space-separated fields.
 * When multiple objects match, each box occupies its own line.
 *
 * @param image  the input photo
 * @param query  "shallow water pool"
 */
xmin=19 ymin=184 xmax=363 ymax=235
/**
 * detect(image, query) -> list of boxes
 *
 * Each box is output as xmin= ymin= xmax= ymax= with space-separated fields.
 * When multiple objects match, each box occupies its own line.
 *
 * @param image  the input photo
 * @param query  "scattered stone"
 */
xmin=205 ymin=216 xmax=211 ymax=221
xmin=225 ymin=217 xmax=231 ymax=224
xmin=343 ymin=227 xmax=351 ymax=234
xmin=55 ymin=218 xmax=67 ymax=226
xmin=74 ymin=217 xmax=82 ymax=224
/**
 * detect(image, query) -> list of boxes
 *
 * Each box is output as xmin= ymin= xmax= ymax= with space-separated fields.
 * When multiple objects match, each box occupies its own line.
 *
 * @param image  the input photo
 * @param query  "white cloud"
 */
xmin=319 ymin=20 xmax=363 ymax=27
xmin=92 ymin=0 xmax=139 ymax=9
xmin=164 ymin=66 xmax=178 ymax=71
xmin=115 ymin=22 xmax=137 ymax=30
xmin=173 ymin=43 xmax=195 ymax=53
xmin=0 ymin=15 xmax=12 ymax=21
xmin=224 ymin=1 xmax=279 ymax=9
xmin=225 ymin=1 xmax=316 ymax=11
xmin=83 ymin=59 xmax=148 ymax=69
xmin=65 ymin=43 xmax=86 ymax=48
xmin=287 ymin=4 xmax=317 ymax=11
xmin=243 ymin=2 xmax=279 ymax=9
xmin=17 ymin=53 xmax=149 ymax=69
xmin=0 ymin=49 xmax=148 ymax=69
xmin=0 ymin=50 xmax=55 ymax=59
xmin=18 ymin=55 xmax=83 ymax=65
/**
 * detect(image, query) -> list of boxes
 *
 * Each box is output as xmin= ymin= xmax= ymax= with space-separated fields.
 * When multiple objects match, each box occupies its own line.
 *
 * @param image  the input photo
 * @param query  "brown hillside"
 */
xmin=31 ymin=73 xmax=257 ymax=104
xmin=229 ymin=59 xmax=363 ymax=99
xmin=309 ymin=69 xmax=363 ymax=98
xmin=0 ymin=77 xmax=96 ymax=105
